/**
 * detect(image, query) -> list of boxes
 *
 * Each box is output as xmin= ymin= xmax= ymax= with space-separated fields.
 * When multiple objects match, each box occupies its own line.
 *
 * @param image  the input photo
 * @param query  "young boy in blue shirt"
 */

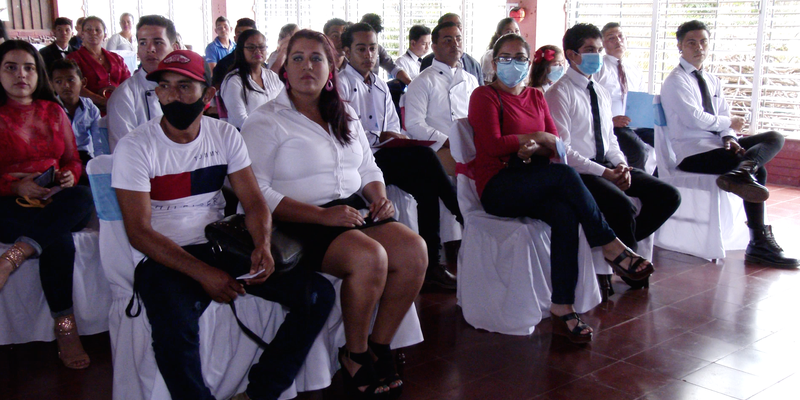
xmin=50 ymin=59 xmax=104 ymax=185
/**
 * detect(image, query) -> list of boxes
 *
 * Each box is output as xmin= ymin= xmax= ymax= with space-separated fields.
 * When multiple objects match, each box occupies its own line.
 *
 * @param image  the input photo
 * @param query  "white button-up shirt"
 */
xmin=660 ymin=57 xmax=736 ymax=164
xmin=595 ymin=54 xmax=645 ymax=117
xmin=220 ymin=67 xmax=283 ymax=129
xmin=337 ymin=63 xmax=401 ymax=152
xmin=395 ymin=50 xmax=423 ymax=80
xmin=545 ymin=67 xmax=628 ymax=176
xmin=107 ymin=68 xmax=161 ymax=152
xmin=240 ymin=88 xmax=384 ymax=212
xmin=404 ymin=58 xmax=478 ymax=151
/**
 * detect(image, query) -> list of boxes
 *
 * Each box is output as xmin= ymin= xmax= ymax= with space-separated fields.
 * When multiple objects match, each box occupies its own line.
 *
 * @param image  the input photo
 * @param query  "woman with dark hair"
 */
xmin=67 ymin=16 xmax=131 ymax=112
xmin=0 ymin=40 xmax=94 ymax=369
xmin=221 ymin=29 xmax=283 ymax=129
xmin=241 ymin=30 xmax=426 ymax=398
xmin=529 ymin=45 xmax=566 ymax=92
xmin=480 ymin=17 xmax=520 ymax=84
xmin=470 ymin=34 xmax=653 ymax=343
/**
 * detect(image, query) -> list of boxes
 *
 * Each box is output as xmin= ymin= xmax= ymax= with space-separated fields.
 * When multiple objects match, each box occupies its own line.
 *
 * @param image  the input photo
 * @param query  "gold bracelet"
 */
xmin=1 ymin=244 xmax=26 ymax=270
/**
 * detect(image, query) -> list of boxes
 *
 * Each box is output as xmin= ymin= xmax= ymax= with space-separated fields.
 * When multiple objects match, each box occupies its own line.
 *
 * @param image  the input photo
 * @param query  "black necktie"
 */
xmin=587 ymin=81 xmax=606 ymax=164
xmin=692 ymin=70 xmax=715 ymax=115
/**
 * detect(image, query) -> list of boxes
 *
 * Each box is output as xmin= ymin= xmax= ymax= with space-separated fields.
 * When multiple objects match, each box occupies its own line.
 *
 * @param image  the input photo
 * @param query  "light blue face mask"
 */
xmin=496 ymin=60 xmax=530 ymax=88
xmin=547 ymin=65 xmax=566 ymax=83
xmin=577 ymin=52 xmax=603 ymax=75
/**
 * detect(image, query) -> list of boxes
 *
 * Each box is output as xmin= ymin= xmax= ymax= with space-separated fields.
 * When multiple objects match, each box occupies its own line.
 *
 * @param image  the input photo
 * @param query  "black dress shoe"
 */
xmin=716 ymin=160 xmax=769 ymax=203
xmin=424 ymin=264 xmax=457 ymax=290
xmin=745 ymin=225 xmax=799 ymax=268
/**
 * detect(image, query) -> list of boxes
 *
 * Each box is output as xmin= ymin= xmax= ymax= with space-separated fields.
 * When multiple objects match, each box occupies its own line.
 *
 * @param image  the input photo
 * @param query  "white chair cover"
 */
xmin=450 ymin=119 xmax=601 ymax=336
xmin=0 ymin=230 xmax=110 ymax=345
xmin=386 ymin=185 xmax=419 ymax=233
xmin=652 ymin=96 xmax=748 ymax=260
xmin=87 ymin=155 xmax=423 ymax=400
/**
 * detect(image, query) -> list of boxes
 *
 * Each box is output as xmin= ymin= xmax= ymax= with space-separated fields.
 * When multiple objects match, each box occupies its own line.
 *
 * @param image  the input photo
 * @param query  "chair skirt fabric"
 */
xmin=0 ymin=230 xmax=111 ymax=345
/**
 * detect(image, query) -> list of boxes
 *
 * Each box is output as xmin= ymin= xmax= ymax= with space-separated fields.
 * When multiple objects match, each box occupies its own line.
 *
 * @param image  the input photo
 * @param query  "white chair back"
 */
xmin=653 ymin=95 xmax=677 ymax=178
xmin=93 ymin=116 xmax=111 ymax=156
xmin=86 ymin=155 xmax=137 ymax=299
xmin=449 ymin=118 xmax=484 ymax=216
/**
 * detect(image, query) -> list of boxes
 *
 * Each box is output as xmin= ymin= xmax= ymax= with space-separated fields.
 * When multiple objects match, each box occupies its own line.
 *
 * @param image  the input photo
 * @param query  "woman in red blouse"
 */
xmin=469 ymin=34 xmax=652 ymax=343
xmin=0 ymin=41 xmax=95 ymax=369
xmin=67 ymin=16 xmax=131 ymax=113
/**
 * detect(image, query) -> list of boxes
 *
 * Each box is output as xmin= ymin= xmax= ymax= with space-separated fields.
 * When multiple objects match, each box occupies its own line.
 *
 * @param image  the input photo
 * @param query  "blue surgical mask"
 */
xmin=496 ymin=60 xmax=530 ymax=88
xmin=547 ymin=65 xmax=566 ymax=83
xmin=577 ymin=52 xmax=603 ymax=75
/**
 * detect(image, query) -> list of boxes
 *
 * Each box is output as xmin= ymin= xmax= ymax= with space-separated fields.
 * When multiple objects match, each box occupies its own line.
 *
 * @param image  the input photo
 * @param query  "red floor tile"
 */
xmin=682 ymin=363 xmax=784 ymax=399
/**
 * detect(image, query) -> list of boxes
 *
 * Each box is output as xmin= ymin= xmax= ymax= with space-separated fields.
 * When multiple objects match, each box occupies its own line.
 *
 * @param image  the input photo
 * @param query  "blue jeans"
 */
xmin=0 ymin=186 xmax=93 ymax=316
xmin=135 ymin=244 xmax=335 ymax=400
xmin=480 ymin=161 xmax=616 ymax=304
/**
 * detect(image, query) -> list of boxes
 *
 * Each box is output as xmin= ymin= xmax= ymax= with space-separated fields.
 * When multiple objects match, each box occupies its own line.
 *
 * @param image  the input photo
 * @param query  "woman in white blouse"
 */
xmin=105 ymin=13 xmax=136 ymax=52
xmin=241 ymin=30 xmax=425 ymax=399
xmin=221 ymin=29 xmax=283 ymax=129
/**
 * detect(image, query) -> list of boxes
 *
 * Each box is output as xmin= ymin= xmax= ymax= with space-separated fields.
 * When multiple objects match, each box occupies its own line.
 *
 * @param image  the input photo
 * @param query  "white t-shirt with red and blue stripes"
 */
xmin=112 ymin=116 xmax=250 ymax=247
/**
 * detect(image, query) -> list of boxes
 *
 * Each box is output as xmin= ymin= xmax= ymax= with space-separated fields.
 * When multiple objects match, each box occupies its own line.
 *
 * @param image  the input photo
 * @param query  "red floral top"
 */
xmin=0 ymin=99 xmax=82 ymax=196
xmin=66 ymin=46 xmax=131 ymax=94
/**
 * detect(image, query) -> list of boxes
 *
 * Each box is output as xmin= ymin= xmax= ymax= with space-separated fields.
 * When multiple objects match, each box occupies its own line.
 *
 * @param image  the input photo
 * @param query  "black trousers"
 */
xmin=613 ymin=127 xmax=654 ymax=171
xmin=135 ymin=244 xmax=335 ymax=400
xmin=678 ymin=131 xmax=784 ymax=228
xmin=374 ymin=146 xmax=463 ymax=266
xmin=0 ymin=186 xmax=93 ymax=317
xmin=580 ymin=165 xmax=681 ymax=252
xmin=481 ymin=161 xmax=617 ymax=304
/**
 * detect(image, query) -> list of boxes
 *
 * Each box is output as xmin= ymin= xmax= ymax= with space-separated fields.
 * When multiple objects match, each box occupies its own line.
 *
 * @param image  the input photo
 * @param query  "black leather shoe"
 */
xmin=716 ymin=160 xmax=769 ymax=203
xmin=745 ymin=225 xmax=799 ymax=268
xmin=425 ymin=264 xmax=457 ymax=290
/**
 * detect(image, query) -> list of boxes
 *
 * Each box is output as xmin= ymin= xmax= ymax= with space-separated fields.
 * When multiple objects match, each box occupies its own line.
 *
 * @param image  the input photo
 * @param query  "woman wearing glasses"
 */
xmin=220 ymin=29 xmax=283 ymax=129
xmin=469 ymin=34 xmax=651 ymax=343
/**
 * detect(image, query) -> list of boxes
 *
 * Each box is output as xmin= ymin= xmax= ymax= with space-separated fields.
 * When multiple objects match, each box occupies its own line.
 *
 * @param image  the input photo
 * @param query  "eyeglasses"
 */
xmin=244 ymin=45 xmax=268 ymax=52
xmin=495 ymin=56 xmax=530 ymax=64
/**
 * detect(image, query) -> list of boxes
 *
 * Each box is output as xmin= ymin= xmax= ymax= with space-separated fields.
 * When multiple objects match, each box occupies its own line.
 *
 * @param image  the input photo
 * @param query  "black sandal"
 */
xmin=338 ymin=347 xmax=390 ymax=399
xmin=369 ymin=339 xmax=403 ymax=396
xmin=605 ymin=248 xmax=654 ymax=281
xmin=552 ymin=312 xmax=593 ymax=343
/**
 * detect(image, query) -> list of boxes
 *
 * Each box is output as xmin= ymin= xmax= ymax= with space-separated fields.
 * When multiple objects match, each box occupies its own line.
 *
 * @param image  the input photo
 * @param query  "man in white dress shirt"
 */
xmin=661 ymin=20 xmax=796 ymax=268
xmin=404 ymin=21 xmax=479 ymax=175
xmin=395 ymin=25 xmax=431 ymax=80
xmin=546 ymin=23 xmax=680 ymax=286
xmin=595 ymin=22 xmax=653 ymax=170
xmin=338 ymin=23 xmax=463 ymax=289
xmin=107 ymin=15 xmax=179 ymax=151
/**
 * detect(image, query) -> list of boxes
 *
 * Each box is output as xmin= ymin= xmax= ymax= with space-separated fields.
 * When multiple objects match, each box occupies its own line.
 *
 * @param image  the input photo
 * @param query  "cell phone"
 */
xmin=33 ymin=166 xmax=56 ymax=188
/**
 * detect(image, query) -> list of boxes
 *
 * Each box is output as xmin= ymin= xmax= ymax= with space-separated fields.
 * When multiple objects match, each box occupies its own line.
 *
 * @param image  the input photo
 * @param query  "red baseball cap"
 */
xmin=146 ymin=50 xmax=210 ymax=85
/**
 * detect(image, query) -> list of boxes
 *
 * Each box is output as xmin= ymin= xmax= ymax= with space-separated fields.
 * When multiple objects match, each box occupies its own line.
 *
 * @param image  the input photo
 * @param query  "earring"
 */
xmin=325 ymin=79 xmax=334 ymax=91
xmin=283 ymin=72 xmax=288 ymax=80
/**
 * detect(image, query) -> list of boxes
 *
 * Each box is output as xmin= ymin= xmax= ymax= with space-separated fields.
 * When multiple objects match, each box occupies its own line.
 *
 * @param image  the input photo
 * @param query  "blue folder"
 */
xmin=625 ymin=91 xmax=655 ymax=129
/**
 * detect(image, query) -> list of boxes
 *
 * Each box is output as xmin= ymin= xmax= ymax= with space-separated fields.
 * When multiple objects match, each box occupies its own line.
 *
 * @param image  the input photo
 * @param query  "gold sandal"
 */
xmin=0 ymin=243 xmax=27 ymax=290
xmin=55 ymin=314 xmax=90 ymax=370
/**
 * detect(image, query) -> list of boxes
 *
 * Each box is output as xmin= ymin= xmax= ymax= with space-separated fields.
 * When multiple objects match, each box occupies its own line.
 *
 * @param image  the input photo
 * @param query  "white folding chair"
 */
xmin=652 ymin=95 xmax=749 ymax=260
xmin=450 ymin=119 xmax=601 ymax=336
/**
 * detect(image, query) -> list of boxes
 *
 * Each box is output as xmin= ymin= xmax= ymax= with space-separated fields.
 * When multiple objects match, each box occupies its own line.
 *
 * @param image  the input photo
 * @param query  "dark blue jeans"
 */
xmin=481 ymin=161 xmax=617 ymax=304
xmin=0 ymin=186 xmax=93 ymax=316
xmin=135 ymin=244 xmax=335 ymax=400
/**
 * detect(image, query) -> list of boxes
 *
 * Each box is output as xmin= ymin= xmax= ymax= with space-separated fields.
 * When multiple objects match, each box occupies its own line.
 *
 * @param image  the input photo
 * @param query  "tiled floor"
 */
xmin=2 ymin=185 xmax=800 ymax=400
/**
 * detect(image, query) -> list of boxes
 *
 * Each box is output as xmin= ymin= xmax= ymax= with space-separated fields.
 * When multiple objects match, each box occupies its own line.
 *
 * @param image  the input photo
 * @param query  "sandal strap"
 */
xmin=559 ymin=312 xmax=590 ymax=335
xmin=339 ymin=347 xmax=385 ymax=393
xmin=1 ymin=244 xmax=26 ymax=270
xmin=611 ymin=248 xmax=649 ymax=274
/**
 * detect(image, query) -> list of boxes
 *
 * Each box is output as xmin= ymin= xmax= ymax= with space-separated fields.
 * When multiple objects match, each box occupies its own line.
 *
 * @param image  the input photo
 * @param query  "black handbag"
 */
xmin=205 ymin=214 xmax=303 ymax=274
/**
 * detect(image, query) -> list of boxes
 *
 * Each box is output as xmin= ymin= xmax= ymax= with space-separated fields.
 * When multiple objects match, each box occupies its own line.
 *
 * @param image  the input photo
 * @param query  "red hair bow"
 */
xmin=534 ymin=48 xmax=556 ymax=63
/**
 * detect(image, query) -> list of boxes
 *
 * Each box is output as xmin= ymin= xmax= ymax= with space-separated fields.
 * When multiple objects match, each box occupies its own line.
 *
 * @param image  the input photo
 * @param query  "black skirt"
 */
xmin=277 ymin=193 xmax=395 ymax=271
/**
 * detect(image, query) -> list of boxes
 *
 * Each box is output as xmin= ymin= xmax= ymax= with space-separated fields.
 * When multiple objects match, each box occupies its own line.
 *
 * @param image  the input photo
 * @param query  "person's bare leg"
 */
xmin=0 ymin=242 xmax=35 ymax=290
xmin=320 ymin=230 xmax=388 ymax=389
xmin=362 ymin=222 xmax=427 ymax=345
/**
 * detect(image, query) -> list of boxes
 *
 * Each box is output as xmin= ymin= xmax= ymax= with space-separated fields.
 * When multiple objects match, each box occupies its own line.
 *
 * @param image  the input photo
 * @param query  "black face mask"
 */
xmin=159 ymin=96 xmax=206 ymax=130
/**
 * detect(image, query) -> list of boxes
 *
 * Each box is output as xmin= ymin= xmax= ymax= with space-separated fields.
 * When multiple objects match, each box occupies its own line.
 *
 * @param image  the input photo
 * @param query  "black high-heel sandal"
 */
xmin=551 ymin=312 xmax=593 ymax=344
xmin=338 ymin=347 xmax=390 ymax=399
xmin=369 ymin=339 xmax=403 ymax=396
xmin=596 ymin=274 xmax=614 ymax=302
xmin=605 ymin=248 xmax=654 ymax=281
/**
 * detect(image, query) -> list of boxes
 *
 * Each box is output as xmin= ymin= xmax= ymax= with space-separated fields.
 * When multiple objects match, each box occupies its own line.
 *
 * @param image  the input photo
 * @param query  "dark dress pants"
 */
xmin=678 ymin=131 xmax=784 ymax=227
xmin=374 ymin=146 xmax=463 ymax=266
xmin=480 ymin=161 xmax=617 ymax=305
xmin=614 ymin=127 xmax=655 ymax=171
xmin=135 ymin=244 xmax=335 ymax=400
xmin=580 ymin=166 xmax=681 ymax=252
xmin=0 ymin=186 xmax=93 ymax=316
